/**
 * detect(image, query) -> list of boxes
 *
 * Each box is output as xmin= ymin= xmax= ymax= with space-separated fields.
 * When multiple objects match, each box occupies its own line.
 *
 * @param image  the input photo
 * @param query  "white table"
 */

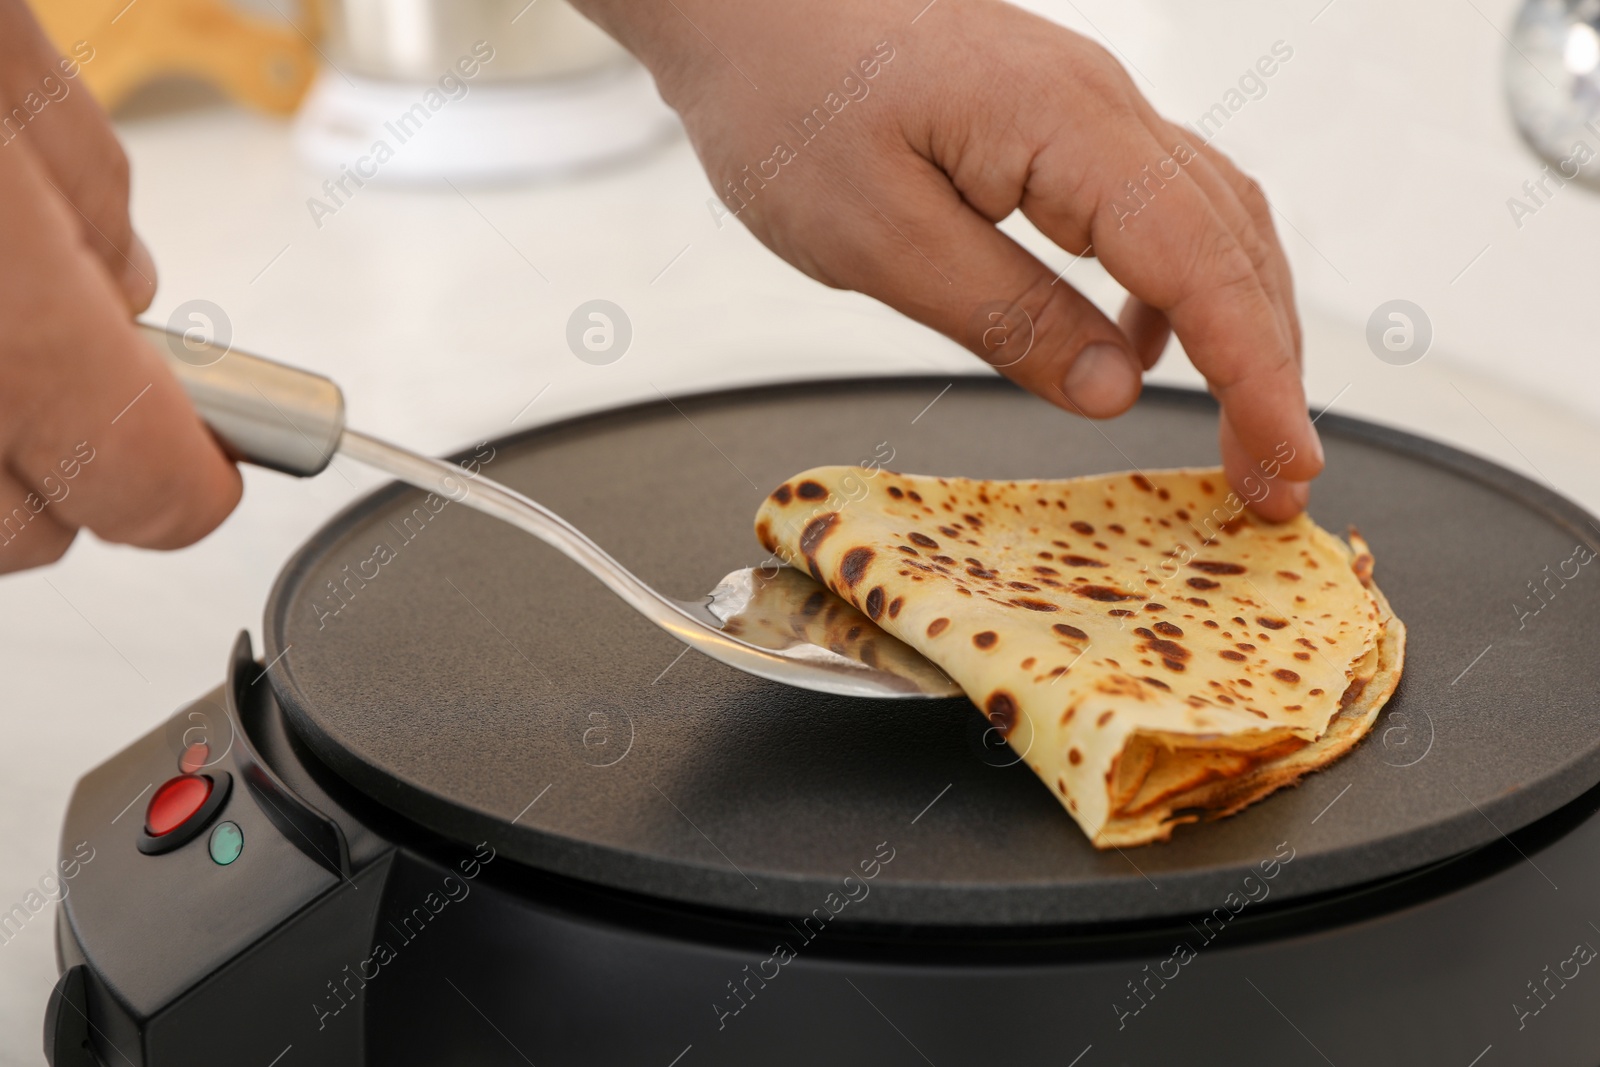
xmin=5 ymin=0 xmax=1599 ymax=1059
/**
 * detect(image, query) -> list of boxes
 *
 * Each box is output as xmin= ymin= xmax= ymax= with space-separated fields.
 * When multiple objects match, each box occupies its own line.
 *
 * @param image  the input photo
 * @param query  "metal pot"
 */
xmin=324 ymin=0 xmax=628 ymax=83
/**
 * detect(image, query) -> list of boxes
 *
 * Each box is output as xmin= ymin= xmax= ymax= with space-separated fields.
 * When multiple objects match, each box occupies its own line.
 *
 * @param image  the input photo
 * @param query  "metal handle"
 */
xmin=137 ymin=323 xmax=346 ymax=477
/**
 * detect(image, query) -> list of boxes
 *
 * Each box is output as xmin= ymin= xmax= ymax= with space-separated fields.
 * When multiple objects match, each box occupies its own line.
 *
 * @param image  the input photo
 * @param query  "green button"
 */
xmin=209 ymin=821 xmax=243 ymax=866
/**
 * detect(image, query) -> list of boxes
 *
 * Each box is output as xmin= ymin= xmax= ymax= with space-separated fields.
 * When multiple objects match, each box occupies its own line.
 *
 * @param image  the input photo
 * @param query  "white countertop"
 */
xmin=5 ymin=0 xmax=1599 ymax=1059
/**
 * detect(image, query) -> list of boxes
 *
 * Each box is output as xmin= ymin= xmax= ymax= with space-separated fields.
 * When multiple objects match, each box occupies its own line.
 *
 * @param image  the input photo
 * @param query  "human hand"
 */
xmin=574 ymin=0 xmax=1321 ymax=520
xmin=0 ymin=0 xmax=239 ymax=573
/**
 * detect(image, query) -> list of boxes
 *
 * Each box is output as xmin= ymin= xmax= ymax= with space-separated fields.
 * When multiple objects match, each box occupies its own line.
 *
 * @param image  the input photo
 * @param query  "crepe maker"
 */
xmin=46 ymin=377 xmax=1600 ymax=1066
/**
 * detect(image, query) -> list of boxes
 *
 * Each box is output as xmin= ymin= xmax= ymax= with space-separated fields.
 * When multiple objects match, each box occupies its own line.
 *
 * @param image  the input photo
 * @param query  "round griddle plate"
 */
xmin=265 ymin=378 xmax=1600 ymax=926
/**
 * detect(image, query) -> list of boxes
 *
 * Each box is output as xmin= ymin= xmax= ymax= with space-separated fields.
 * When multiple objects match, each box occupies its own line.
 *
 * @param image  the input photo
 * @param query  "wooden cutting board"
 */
xmin=26 ymin=0 xmax=322 ymax=115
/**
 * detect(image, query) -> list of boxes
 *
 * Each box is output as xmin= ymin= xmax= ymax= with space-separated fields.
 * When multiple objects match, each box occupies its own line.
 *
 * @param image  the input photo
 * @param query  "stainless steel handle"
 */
xmin=137 ymin=323 xmax=346 ymax=477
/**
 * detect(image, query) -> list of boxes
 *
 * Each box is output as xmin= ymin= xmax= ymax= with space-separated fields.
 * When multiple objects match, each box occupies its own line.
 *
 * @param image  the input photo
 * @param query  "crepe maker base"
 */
xmin=264 ymin=376 xmax=1600 ymax=926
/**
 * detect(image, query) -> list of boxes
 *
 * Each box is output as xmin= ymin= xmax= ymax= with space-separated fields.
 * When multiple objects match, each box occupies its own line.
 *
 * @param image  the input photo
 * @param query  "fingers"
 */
xmin=0 ymin=138 xmax=241 ymax=553
xmin=1220 ymin=413 xmax=1308 ymax=522
xmin=1161 ymin=125 xmax=1301 ymax=374
xmin=1146 ymin=131 xmax=1295 ymax=370
xmin=14 ymin=345 xmax=244 ymax=551
xmin=796 ymin=158 xmax=1145 ymax=418
xmin=1031 ymin=129 xmax=1320 ymax=488
xmin=0 ymin=469 xmax=77 ymax=573
xmin=0 ymin=6 xmax=156 ymax=312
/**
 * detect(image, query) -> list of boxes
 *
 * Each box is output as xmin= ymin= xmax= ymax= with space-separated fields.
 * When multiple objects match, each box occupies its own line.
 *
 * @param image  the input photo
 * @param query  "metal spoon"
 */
xmin=138 ymin=323 xmax=960 ymax=699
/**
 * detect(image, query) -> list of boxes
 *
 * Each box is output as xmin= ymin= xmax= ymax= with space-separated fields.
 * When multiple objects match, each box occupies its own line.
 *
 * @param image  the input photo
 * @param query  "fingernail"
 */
xmin=122 ymin=235 xmax=158 ymax=309
xmin=1061 ymin=343 xmax=1137 ymax=415
xmin=1283 ymin=479 xmax=1311 ymax=512
xmin=1307 ymin=425 xmax=1326 ymax=468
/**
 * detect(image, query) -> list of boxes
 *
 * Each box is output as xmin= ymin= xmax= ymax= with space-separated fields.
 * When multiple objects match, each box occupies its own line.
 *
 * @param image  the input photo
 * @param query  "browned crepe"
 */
xmin=754 ymin=466 xmax=1405 ymax=848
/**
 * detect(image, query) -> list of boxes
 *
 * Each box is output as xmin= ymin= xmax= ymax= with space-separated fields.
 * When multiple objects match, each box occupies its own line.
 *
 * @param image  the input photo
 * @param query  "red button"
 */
xmin=146 ymin=776 xmax=212 ymax=837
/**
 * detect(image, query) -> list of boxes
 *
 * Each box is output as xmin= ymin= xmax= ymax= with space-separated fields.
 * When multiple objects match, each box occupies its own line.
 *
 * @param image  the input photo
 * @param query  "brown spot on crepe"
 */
xmin=1053 ymin=623 xmax=1089 ymax=641
xmin=801 ymin=591 xmax=825 ymax=617
xmin=908 ymin=490 xmax=923 ymax=503
xmin=1294 ymin=651 xmax=1310 ymax=661
xmin=1131 ymin=474 xmax=1153 ymax=492
xmin=1219 ymin=650 xmax=1247 ymax=662
xmin=985 ymin=691 xmax=1019 ymax=736
xmin=927 ymin=618 xmax=950 ymax=637
xmin=1059 ymin=555 xmax=1106 ymax=567
xmin=1142 ymin=676 xmax=1171 ymax=691
xmin=1068 ymin=747 xmax=1083 ymax=764
xmin=770 ymin=483 xmax=793 ymax=505
xmin=864 ymin=586 xmax=886 ymax=620
xmin=1309 ymin=687 xmax=1324 ymax=696
xmin=1097 ymin=711 xmax=1115 ymax=727
xmin=1187 ymin=577 xmax=1220 ymax=591
xmin=1256 ymin=616 xmax=1289 ymax=630
xmin=1074 ymin=584 xmax=1137 ymax=602
xmin=1202 ymin=619 xmax=1219 ymax=628
xmin=756 ymin=519 xmax=774 ymax=551
xmin=1021 ymin=657 xmax=1036 ymax=669
xmin=1190 ymin=560 xmax=1246 ymax=575
xmin=1010 ymin=597 xmax=1059 ymax=612
xmin=908 ymin=531 xmax=939 ymax=549
xmin=887 ymin=596 xmax=903 ymax=619
xmin=799 ymin=513 xmax=839 ymax=580
xmin=1351 ymin=537 xmax=1375 ymax=586
xmin=1153 ymin=621 xmax=1183 ymax=637
xmin=1273 ymin=668 xmax=1301 ymax=684
xmin=1162 ymin=657 xmax=1187 ymax=672
xmin=1278 ymin=570 xmax=1301 ymax=581
xmin=1071 ymin=521 xmax=1095 ymax=535
xmin=896 ymin=545 xmax=919 ymax=556
xmin=840 ymin=547 xmax=875 ymax=587
xmin=1108 ymin=608 xmax=1136 ymax=617
xmin=973 ymin=631 xmax=998 ymax=649
xmin=1007 ymin=581 xmax=1040 ymax=591
xmin=887 ymin=486 xmax=903 ymax=499
xmin=797 ymin=480 xmax=827 ymax=500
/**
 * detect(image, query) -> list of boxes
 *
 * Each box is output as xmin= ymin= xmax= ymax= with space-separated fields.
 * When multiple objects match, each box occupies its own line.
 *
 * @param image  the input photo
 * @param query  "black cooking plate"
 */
xmin=263 ymin=376 xmax=1600 ymax=926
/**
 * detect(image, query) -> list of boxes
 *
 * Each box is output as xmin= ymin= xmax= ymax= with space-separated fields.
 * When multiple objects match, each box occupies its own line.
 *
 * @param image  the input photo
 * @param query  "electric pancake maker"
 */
xmin=47 ymin=379 xmax=1600 ymax=1067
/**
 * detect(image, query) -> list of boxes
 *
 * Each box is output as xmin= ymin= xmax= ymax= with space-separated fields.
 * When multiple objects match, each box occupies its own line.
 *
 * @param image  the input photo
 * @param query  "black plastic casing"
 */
xmin=47 ymin=632 xmax=1600 ymax=1066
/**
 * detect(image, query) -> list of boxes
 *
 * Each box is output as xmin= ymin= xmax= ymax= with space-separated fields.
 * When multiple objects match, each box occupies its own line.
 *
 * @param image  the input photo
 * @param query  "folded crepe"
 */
xmin=754 ymin=466 xmax=1405 ymax=848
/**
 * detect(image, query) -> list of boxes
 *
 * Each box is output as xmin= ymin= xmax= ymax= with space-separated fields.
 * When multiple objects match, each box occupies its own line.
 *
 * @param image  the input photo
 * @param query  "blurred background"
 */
xmin=4 ymin=0 xmax=1600 ymax=1059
